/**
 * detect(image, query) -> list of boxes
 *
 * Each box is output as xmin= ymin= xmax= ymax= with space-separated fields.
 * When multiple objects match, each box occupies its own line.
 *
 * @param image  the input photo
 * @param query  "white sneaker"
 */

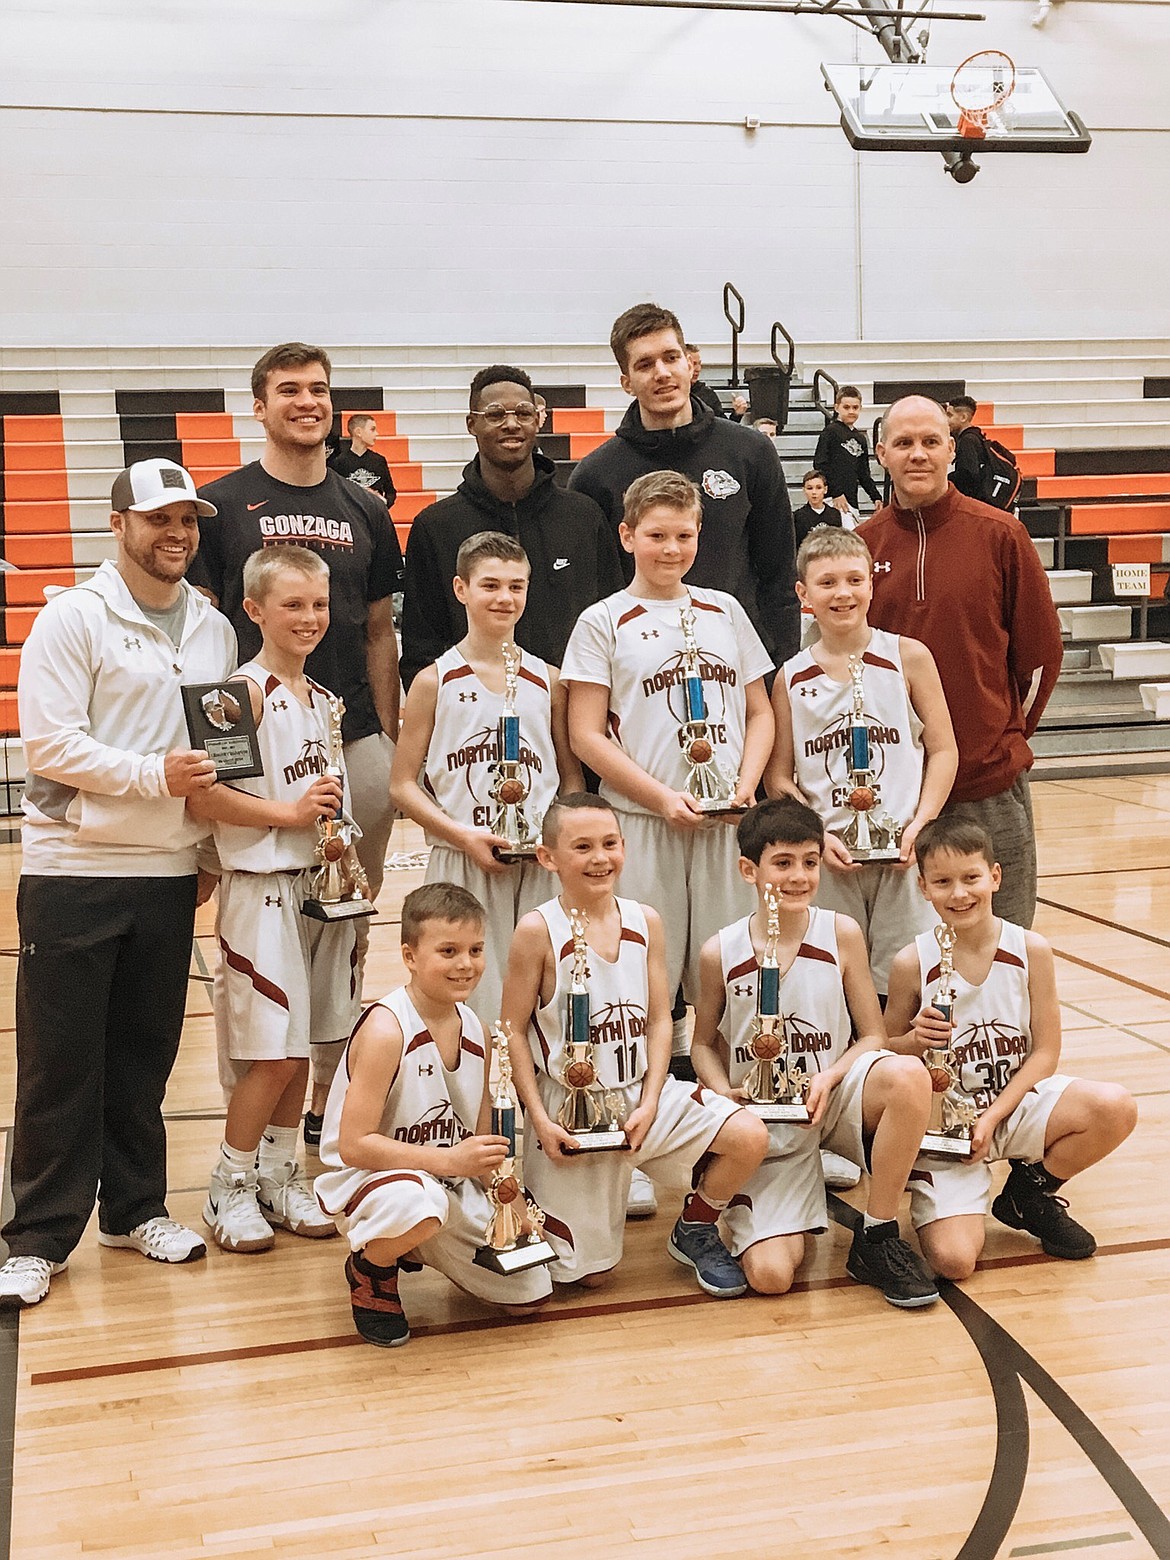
xmin=625 ymin=1168 xmax=659 ymax=1219
xmin=98 ymin=1217 xmax=207 ymax=1263
xmin=203 ymin=1167 xmax=275 ymax=1253
xmin=258 ymin=1164 xmax=337 ymax=1239
xmin=821 ymin=1150 xmax=862 ymax=1190
xmin=0 ymin=1255 xmax=67 ymax=1308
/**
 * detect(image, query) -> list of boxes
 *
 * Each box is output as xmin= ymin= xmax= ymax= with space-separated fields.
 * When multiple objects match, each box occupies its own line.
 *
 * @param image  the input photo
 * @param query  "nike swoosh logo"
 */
xmin=207 ymin=1198 xmax=219 ymax=1215
xmin=247 ymin=501 xmax=267 ymax=512
xmin=553 ymin=558 xmax=570 ymax=570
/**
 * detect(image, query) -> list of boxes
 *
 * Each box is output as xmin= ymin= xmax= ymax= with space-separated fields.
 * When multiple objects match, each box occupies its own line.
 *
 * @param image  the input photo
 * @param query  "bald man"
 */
xmin=858 ymin=397 xmax=1062 ymax=926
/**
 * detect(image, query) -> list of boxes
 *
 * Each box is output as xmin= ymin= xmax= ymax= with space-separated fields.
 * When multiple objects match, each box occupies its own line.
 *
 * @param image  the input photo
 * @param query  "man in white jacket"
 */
xmin=0 ymin=459 xmax=237 ymax=1308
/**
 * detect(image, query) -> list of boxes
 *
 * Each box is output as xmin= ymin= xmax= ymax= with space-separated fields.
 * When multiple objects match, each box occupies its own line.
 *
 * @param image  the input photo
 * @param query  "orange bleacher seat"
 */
xmin=393 ymin=492 xmax=436 ymax=522
xmin=4 ymin=535 xmax=76 ymax=568
xmin=0 ymin=648 xmax=21 ymax=689
xmin=3 ymin=440 xmax=67 ymax=472
xmin=4 ymin=470 xmax=69 ymax=503
xmin=185 ymin=466 xmax=235 ymax=484
xmin=569 ymin=432 xmax=609 ymax=460
xmin=2 ymin=568 xmax=78 ymax=606
xmin=179 ymin=439 xmax=241 ymax=467
xmin=3 ymin=414 xmax=65 ymax=444
xmin=1107 ymin=536 xmax=1170 ymax=564
xmin=1071 ymin=501 xmax=1170 ymax=535
xmin=973 ymin=403 xmax=995 ymax=426
xmin=1 ymin=501 xmax=73 ymax=532
xmin=552 ymin=408 xmax=606 ymax=434
xmin=3 ymin=607 xmax=41 ymax=644
xmin=394 ymin=522 xmax=412 ymax=553
xmin=980 ymin=425 xmax=1024 ymax=449
xmin=377 ymin=437 xmax=409 ymax=463
xmin=1036 ymin=474 xmax=1170 ymax=501
xmin=0 ymin=692 xmax=18 ymax=737
xmin=388 ymin=463 xmax=423 ymax=493
xmin=1015 ymin=449 xmax=1055 ymax=478
xmin=343 ymin=409 xmax=397 ymax=438
xmin=175 ymin=413 xmax=234 ymax=439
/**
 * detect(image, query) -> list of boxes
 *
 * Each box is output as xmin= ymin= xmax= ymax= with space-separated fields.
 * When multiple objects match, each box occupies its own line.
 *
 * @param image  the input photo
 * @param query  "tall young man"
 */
xmin=191 ymin=342 xmax=404 ymax=1124
xmin=568 ymin=302 xmax=799 ymax=665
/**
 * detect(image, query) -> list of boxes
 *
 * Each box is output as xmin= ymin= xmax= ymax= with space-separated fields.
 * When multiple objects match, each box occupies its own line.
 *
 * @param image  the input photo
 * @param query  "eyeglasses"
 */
xmin=468 ymin=404 xmax=539 ymax=426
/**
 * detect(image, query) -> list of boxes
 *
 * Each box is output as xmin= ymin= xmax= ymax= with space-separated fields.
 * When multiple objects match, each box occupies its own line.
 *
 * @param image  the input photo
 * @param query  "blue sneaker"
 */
xmin=667 ymin=1218 xmax=747 ymax=1298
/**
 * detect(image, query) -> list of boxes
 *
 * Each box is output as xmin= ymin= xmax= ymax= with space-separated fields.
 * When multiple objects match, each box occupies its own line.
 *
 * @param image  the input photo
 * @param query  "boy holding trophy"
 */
xmin=562 ymin=471 xmax=775 ymax=1030
xmin=391 ymin=530 xmax=582 ymax=1025
xmin=691 ymin=799 xmax=940 ymax=1307
xmin=315 ymin=883 xmax=553 ymax=1346
xmin=767 ymin=528 xmax=957 ymax=998
xmin=885 ymin=817 xmax=1136 ymax=1281
xmin=499 ymin=794 xmax=768 ymax=1296
xmin=186 ymin=546 xmax=363 ymax=1253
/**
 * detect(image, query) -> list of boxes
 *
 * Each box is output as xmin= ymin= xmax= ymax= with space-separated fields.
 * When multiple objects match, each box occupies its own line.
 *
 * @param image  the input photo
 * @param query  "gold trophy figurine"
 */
xmin=742 ymin=886 xmax=811 ymax=1123
xmin=921 ymin=923 xmax=978 ymax=1156
xmin=557 ymin=910 xmax=629 ymax=1152
xmin=677 ymin=605 xmax=743 ymax=815
xmin=839 ymin=654 xmax=902 ymax=863
xmin=489 ymin=640 xmax=541 ymax=863
xmin=301 ymin=694 xmax=376 ymax=922
xmin=474 ymin=1024 xmax=556 ymax=1275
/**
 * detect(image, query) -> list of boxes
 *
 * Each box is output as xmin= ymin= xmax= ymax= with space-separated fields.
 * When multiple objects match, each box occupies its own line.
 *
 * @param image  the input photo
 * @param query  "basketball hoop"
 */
xmin=950 ymin=50 xmax=1016 ymax=139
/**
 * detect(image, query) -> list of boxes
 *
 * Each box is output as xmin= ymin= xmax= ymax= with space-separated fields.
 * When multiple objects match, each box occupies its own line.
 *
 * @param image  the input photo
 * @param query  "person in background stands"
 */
xmin=727 ymin=392 xmax=750 ymax=424
xmin=815 ymin=385 xmax=881 ymax=516
xmin=400 ymin=365 xmax=624 ymax=689
xmin=191 ymin=342 xmax=403 ymax=1140
xmin=945 ymin=396 xmax=986 ymax=501
xmin=328 ymin=414 xmax=397 ymax=511
xmin=859 ymin=396 xmax=1063 ymax=927
xmin=793 ymin=469 xmax=844 ymax=547
xmin=685 ymin=344 xmax=725 ymax=417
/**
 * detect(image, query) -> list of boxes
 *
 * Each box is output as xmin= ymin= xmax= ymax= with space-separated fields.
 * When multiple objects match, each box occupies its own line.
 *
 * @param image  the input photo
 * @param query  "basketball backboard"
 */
xmin=821 ymin=62 xmax=1091 ymax=154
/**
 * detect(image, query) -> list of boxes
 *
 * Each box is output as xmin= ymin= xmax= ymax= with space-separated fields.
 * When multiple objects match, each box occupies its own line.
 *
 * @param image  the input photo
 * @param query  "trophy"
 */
xmin=489 ymin=641 xmax=541 ymax=863
xmin=677 ymin=605 xmax=743 ymax=816
xmin=921 ymin=923 xmax=978 ymax=1156
xmin=301 ymin=694 xmax=376 ymax=922
xmin=839 ymin=654 xmax=902 ymax=863
xmin=742 ymin=887 xmax=811 ymax=1123
xmin=557 ymin=910 xmax=630 ymax=1152
xmin=474 ymin=1025 xmax=556 ymax=1275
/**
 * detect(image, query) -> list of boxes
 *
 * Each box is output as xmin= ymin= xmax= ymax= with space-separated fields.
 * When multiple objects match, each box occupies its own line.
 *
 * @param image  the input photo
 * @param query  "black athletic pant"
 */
xmin=3 ymin=874 xmax=198 ymax=1264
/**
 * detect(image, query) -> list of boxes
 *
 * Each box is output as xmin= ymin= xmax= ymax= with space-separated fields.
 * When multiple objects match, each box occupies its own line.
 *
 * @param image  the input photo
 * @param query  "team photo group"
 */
xmin=0 ymin=305 xmax=1137 ymax=1350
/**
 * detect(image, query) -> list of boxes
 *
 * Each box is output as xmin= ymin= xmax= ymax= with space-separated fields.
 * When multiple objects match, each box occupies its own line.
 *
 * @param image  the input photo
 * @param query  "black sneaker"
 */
xmin=345 ymin=1252 xmax=410 ymax=1347
xmin=846 ymin=1220 xmax=940 ymax=1308
xmin=992 ymin=1160 xmax=1096 ymax=1259
xmin=303 ymin=1111 xmax=324 ymax=1149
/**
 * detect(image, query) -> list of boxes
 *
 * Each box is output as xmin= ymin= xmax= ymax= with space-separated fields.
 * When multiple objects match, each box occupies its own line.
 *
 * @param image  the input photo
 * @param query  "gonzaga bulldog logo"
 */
xmin=701 ymin=468 xmax=741 ymax=500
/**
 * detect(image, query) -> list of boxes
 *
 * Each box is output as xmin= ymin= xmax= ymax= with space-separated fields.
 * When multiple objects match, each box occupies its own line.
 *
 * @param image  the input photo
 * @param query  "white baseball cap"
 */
xmin=111 ymin=458 xmax=217 ymax=517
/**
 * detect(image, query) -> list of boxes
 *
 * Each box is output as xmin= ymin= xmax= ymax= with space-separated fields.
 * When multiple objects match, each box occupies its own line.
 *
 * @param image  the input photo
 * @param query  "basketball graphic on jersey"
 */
xmin=814 ymin=708 xmax=899 ymax=791
xmin=449 ymin=722 xmax=543 ymax=807
xmin=784 ymin=1012 xmax=836 ymax=1075
xmin=392 ymin=1100 xmax=473 ymax=1148
xmin=589 ymin=998 xmax=648 ymax=1087
xmin=648 ymin=648 xmax=736 ymax=736
xmin=951 ymin=1020 xmax=1028 ymax=1107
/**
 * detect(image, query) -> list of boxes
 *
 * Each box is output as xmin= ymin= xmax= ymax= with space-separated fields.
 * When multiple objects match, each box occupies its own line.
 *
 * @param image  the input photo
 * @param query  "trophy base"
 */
xmin=748 ymin=1101 xmax=811 ymax=1124
xmin=848 ymin=847 xmax=903 ymax=864
xmin=687 ymin=798 xmax=747 ymax=817
xmin=473 ymin=1238 xmax=556 ymax=1275
xmin=491 ymin=843 xmax=540 ymax=865
xmin=301 ymin=896 xmax=377 ymax=922
xmin=562 ymin=1130 xmax=630 ymax=1154
xmin=921 ymin=1131 xmax=973 ymax=1158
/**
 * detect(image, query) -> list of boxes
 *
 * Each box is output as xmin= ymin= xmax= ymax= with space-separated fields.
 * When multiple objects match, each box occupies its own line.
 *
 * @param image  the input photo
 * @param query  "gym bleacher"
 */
xmin=3 ymin=335 xmax=1170 ymax=811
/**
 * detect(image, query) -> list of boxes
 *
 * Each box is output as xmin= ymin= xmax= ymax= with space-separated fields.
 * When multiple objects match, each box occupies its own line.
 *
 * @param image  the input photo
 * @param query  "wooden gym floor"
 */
xmin=1 ymin=776 xmax=1168 ymax=1559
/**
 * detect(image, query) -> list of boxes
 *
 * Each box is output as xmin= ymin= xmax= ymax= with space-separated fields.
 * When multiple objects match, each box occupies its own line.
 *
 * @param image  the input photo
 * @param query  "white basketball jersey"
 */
xmin=215 ymin=660 xmax=348 ymax=873
xmin=422 ymin=647 xmax=559 ymax=840
xmin=915 ymin=919 xmax=1031 ymax=1114
xmin=317 ymin=985 xmax=486 ymax=1184
xmin=562 ymin=587 xmax=771 ymax=817
xmin=783 ymin=628 xmax=924 ymax=834
xmin=718 ymin=906 xmax=851 ymax=1086
xmin=527 ymin=896 xmax=650 ymax=1089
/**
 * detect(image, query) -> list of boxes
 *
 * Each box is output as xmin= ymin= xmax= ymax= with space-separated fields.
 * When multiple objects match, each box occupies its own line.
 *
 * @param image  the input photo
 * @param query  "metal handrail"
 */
xmin=723 ymin=282 xmax=746 ymax=387
xmin=770 ymin=320 xmax=795 ymax=377
xmin=812 ymin=368 xmax=839 ymax=424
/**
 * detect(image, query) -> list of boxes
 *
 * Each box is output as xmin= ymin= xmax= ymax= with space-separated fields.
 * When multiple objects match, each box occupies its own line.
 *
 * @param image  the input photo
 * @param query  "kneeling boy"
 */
xmin=885 ymin=817 xmax=1137 ymax=1281
xmin=691 ymin=798 xmax=940 ymax=1307
xmin=500 ymin=794 xmax=768 ymax=1297
xmin=315 ymin=883 xmax=552 ymax=1346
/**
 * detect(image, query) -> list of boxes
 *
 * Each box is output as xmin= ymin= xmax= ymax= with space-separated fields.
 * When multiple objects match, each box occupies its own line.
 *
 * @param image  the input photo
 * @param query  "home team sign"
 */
xmin=1111 ymin=562 xmax=1151 ymax=596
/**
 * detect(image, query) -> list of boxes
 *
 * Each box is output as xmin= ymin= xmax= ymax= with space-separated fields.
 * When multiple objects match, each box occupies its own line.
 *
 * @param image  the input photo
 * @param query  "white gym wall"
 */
xmin=1 ymin=0 xmax=1167 ymax=346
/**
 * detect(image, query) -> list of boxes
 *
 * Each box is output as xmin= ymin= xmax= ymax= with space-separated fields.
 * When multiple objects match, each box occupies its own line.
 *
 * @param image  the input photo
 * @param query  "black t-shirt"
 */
xmin=191 ymin=462 xmax=404 ymax=742
xmin=328 ymin=443 xmax=397 ymax=508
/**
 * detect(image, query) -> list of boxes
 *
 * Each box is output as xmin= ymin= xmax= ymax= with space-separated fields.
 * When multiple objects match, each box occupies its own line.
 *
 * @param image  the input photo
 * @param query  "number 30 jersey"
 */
xmin=527 ymin=896 xmax=650 ymax=1090
xmin=915 ymin=918 xmax=1032 ymax=1113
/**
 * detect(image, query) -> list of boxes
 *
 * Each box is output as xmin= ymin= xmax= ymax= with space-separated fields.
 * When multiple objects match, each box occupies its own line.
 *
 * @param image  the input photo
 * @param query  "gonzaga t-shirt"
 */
xmin=192 ymin=462 xmax=403 ymax=742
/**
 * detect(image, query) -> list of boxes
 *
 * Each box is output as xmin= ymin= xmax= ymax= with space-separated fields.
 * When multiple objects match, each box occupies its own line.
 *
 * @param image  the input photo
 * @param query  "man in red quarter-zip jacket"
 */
xmin=858 ymin=397 xmax=1062 ymax=927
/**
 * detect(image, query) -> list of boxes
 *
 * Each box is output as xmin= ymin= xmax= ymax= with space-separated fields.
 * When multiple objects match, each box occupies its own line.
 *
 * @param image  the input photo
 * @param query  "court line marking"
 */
xmin=26 ymin=1236 xmax=1170 ymax=1388
xmin=1039 ymin=897 xmax=1170 ymax=953
xmin=1010 ymin=1535 xmax=1133 ymax=1556
xmin=1062 ymin=1001 xmax=1170 ymax=1059
xmin=1052 ymin=949 xmax=1170 ymax=1005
